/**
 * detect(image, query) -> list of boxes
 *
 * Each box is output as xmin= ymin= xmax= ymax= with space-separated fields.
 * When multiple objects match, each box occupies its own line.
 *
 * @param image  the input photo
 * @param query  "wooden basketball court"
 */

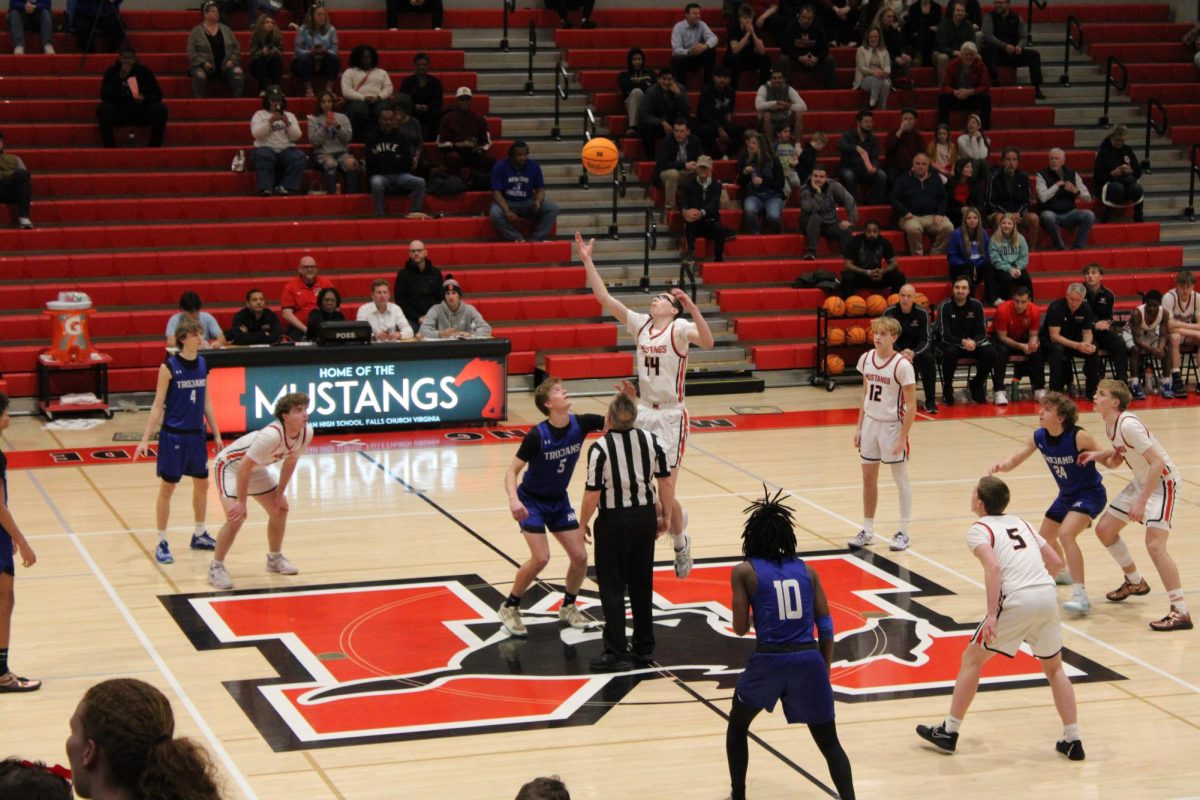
xmin=1 ymin=388 xmax=1197 ymax=799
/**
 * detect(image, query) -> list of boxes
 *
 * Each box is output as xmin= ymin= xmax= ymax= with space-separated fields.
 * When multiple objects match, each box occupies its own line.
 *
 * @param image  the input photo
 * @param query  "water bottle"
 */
xmin=231 ymin=150 xmax=246 ymax=173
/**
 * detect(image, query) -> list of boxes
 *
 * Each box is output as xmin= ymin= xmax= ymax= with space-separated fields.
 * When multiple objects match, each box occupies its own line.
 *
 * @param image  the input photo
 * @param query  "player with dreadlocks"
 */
xmin=725 ymin=487 xmax=855 ymax=800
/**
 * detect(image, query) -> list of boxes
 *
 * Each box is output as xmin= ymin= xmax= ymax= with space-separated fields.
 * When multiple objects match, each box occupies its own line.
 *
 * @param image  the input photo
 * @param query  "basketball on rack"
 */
xmin=581 ymin=137 xmax=620 ymax=175
xmin=887 ymin=293 xmax=900 ymax=306
xmin=846 ymin=325 xmax=867 ymax=345
xmin=914 ymin=292 xmax=930 ymax=309
xmin=827 ymin=327 xmax=846 ymax=345
xmin=844 ymin=295 xmax=867 ymax=316
xmin=823 ymin=296 xmax=846 ymax=317
xmin=865 ymin=294 xmax=887 ymax=315
xmin=825 ymin=354 xmax=845 ymax=375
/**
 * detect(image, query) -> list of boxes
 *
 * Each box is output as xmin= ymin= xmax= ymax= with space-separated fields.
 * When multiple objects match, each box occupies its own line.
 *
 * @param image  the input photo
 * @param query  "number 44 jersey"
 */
xmin=627 ymin=311 xmax=698 ymax=408
xmin=965 ymin=514 xmax=1055 ymax=595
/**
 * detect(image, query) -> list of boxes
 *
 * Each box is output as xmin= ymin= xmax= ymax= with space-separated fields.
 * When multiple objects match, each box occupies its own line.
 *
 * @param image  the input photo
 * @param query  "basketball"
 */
xmin=823 ymin=296 xmax=846 ymax=317
xmin=866 ymin=294 xmax=887 ymax=315
xmin=844 ymin=295 xmax=867 ymax=316
xmin=825 ymin=354 xmax=845 ymax=375
xmin=581 ymin=137 xmax=620 ymax=175
xmin=846 ymin=325 xmax=867 ymax=345
xmin=887 ymin=293 xmax=900 ymax=306
xmin=827 ymin=327 xmax=846 ymax=345
xmin=914 ymin=292 xmax=930 ymax=309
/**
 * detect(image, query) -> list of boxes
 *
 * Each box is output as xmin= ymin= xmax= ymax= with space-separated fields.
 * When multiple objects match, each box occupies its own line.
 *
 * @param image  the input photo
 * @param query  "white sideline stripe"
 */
xmin=688 ymin=442 xmax=1200 ymax=696
xmin=25 ymin=471 xmax=259 ymax=800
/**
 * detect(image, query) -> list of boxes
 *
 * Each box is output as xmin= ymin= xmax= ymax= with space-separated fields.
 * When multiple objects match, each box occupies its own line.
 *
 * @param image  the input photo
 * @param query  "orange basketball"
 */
xmin=581 ymin=137 xmax=620 ymax=175
xmin=823 ymin=296 xmax=846 ymax=317
xmin=827 ymin=327 xmax=846 ymax=345
xmin=844 ymin=295 xmax=867 ymax=316
xmin=914 ymin=292 xmax=930 ymax=309
xmin=846 ymin=325 xmax=867 ymax=345
xmin=887 ymin=293 xmax=900 ymax=307
xmin=866 ymin=294 xmax=887 ymax=315
xmin=825 ymin=354 xmax=845 ymax=375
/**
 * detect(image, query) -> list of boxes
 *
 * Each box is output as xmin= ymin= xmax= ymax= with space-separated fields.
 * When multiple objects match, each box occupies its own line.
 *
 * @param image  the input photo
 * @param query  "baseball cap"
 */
xmin=696 ymin=155 xmax=713 ymax=169
xmin=455 ymin=86 xmax=473 ymax=98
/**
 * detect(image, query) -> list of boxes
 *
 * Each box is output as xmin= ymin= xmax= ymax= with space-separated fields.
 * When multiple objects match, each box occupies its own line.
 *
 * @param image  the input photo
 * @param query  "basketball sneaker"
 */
xmin=847 ymin=530 xmax=875 ymax=549
xmin=1130 ymin=382 xmax=1146 ymax=400
xmin=559 ymin=603 xmax=589 ymax=629
xmin=1149 ymin=608 xmax=1194 ymax=631
xmin=889 ymin=532 xmax=910 ymax=551
xmin=915 ymin=723 xmax=958 ymax=753
xmin=1056 ymin=739 xmax=1086 ymax=761
xmin=1106 ymin=576 xmax=1151 ymax=602
xmin=1054 ymin=570 xmax=1073 ymax=586
xmin=266 ymin=553 xmax=299 ymax=575
xmin=190 ymin=531 xmax=217 ymax=550
xmin=993 ymin=390 xmax=1009 ymax=406
xmin=674 ymin=534 xmax=693 ymax=579
xmin=1160 ymin=382 xmax=1175 ymax=400
xmin=498 ymin=604 xmax=527 ymax=637
xmin=208 ymin=561 xmax=233 ymax=590
xmin=1063 ymin=588 xmax=1091 ymax=614
xmin=155 ymin=540 xmax=174 ymax=565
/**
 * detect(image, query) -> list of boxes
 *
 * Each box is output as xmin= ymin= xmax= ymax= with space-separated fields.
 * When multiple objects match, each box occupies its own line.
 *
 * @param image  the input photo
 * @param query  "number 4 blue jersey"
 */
xmin=162 ymin=354 xmax=208 ymax=432
xmin=749 ymin=557 xmax=816 ymax=646
xmin=1035 ymin=426 xmax=1103 ymax=497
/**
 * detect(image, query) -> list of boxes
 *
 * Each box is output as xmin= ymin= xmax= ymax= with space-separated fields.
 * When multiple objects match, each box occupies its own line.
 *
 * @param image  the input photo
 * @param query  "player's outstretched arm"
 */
xmin=672 ymin=288 xmax=715 ymax=349
xmin=989 ymin=437 xmax=1036 ymax=474
xmin=1077 ymin=447 xmax=1114 ymax=467
xmin=576 ymin=231 xmax=630 ymax=325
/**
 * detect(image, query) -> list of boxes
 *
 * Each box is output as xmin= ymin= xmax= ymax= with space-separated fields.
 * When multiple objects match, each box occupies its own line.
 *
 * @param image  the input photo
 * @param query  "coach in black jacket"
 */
xmin=937 ymin=274 xmax=995 ymax=404
xmin=886 ymin=284 xmax=939 ymax=414
xmin=679 ymin=156 xmax=725 ymax=261
xmin=393 ymin=240 xmax=443 ymax=330
xmin=97 ymin=48 xmax=169 ymax=148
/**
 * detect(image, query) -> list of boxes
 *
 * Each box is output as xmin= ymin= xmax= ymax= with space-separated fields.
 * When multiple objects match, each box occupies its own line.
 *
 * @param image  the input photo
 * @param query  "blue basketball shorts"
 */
xmin=156 ymin=430 xmax=210 ymax=483
xmin=1045 ymin=486 xmax=1107 ymax=524
xmin=735 ymin=650 xmax=835 ymax=725
xmin=517 ymin=487 xmax=579 ymax=534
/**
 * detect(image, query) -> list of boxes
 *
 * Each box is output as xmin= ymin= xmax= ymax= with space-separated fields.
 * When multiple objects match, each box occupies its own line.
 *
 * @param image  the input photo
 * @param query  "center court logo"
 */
xmin=160 ymin=552 xmax=1122 ymax=751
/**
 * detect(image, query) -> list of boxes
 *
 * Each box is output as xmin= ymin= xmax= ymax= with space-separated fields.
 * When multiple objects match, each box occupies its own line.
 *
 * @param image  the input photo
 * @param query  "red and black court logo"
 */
xmin=160 ymin=552 xmax=1123 ymax=751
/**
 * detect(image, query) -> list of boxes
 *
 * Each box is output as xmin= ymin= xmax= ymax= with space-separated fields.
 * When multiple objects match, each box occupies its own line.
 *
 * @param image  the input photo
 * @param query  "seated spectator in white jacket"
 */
xmin=341 ymin=44 xmax=393 ymax=142
xmin=356 ymin=279 xmax=414 ymax=341
xmin=418 ymin=277 xmax=493 ymax=339
xmin=754 ymin=68 xmax=806 ymax=141
xmin=251 ymin=85 xmax=305 ymax=195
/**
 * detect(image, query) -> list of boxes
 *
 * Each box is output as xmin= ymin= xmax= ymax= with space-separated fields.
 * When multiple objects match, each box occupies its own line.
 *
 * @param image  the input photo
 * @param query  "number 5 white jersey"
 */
xmin=626 ymin=311 xmax=697 ymax=408
xmin=965 ymin=514 xmax=1054 ymax=595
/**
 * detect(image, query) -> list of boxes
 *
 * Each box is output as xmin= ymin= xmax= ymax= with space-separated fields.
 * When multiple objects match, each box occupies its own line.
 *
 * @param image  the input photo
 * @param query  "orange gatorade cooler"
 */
xmin=42 ymin=293 xmax=101 ymax=363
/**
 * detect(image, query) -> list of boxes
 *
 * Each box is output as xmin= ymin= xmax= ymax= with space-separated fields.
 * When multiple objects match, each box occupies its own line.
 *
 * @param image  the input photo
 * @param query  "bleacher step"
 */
xmin=685 ymin=371 xmax=766 ymax=397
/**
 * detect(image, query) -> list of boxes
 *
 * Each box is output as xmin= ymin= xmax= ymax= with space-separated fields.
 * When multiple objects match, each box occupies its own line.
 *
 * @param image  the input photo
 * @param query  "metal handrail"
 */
xmin=551 ymin=60 xmax=569 ymax=140
xmin=678 ymin=256 xmax=697 ymax=303
xmin=500 ymin=0 xmax=515 ymax=52
xmin=1058 ymin=16 xmax=1083 ymax=87
xmin=642 ymin=208 xmax=656 ymax=292
xmin=1098 ymin=55 xmax=1127 ymax=128
xmin=1142 ymin=97 xmax=1168 ymax=173
xmin=1026 ymin=0 xmax=1048 ymax=44
xmin=608 ymin=161 xmax=627 ymax=240
xmin=579 ymin=109 xmax=598 ymax=188
xmin=525 ymin=20 xmax=536 ymax=94
xmin=1184 ymin=144 xmax=1200 ymax=221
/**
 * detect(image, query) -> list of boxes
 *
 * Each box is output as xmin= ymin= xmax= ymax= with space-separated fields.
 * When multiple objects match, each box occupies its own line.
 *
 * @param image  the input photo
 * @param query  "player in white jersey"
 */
xmin=1160 ymin=270 xmax=1198 ymax=398
xmin=1079 ymin=379 xmax=1191 ymax=631
xmin=207 ymin=392 xmax=314 ymax=590
xmin=916 ymin=476 xmax=1084 ymax=760
xmin=577 ymin=231 xmax=715 ymax=578
xmin=848 ymin=316 xmax=917 ymax=552
xmin=1127 ymin=289 xmax=1172 ymax=400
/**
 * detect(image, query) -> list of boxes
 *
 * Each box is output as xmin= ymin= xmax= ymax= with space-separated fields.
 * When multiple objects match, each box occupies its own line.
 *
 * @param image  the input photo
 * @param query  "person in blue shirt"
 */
xmin=498 ymin=377 xmax=605 ymax=638
xmin=489 ymin=141 xmax=560 ymax=242
xmin=727 ymin=487 xmax=855 ymax=800
xmin=165 ymin=291 xmax=227 ymax=349
xmin=0 ymin=391 xmax=41 ymax=693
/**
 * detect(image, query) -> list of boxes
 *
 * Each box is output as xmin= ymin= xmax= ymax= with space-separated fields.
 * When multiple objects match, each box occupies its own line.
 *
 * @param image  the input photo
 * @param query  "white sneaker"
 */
xmin=889 ymin=532 xmax=911 ymax=551
xmin=208 ymin=561 xmax=233 ymax=590
xmin=43 ymin=44 xmax=54 ymax=54
xmin=498 ymin=604 xmax=527 ymax=637
xmin=673 ymin=534 xmax=693 ymax=579
xmin=848 ymin=529 xmax=875 ymax=548
xmin=16 ymin=217 xmax=32 ymax=229
xmin=558 ymin=603 xmax=589 ymax=629
xmin=1063 ymin=589 xmax=1091 ymax=614
xmin=1055 ymin=570 xmax=1073 ymax=586
xmin=266 ymin=553 xmax=299 ymax=575
xmin=13 ymin=46 xmax=24 ymax=55
xmin=993 ymin=390 xmax=1009 ymax=406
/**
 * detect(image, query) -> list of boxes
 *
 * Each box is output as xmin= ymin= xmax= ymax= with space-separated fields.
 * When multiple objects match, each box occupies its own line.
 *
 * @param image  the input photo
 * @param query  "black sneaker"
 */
xmin=916 ymin=723 xmax=958 ymax=753
xmin=1056 ymin=739 xmax=1085 ymax=761
xmin=589 ymin=651 xmax=634 ymax=672
xmin=922 ymin=401 xmax=939 ymax=415
xmin=581 ymin=18 xmax=596 ymax=28
xmin=1034 ymin=87 xmax=1047 ymax=100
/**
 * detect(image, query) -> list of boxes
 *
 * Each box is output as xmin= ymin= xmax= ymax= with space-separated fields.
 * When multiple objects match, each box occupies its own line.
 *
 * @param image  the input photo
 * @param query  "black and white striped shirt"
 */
xmin=585 ymin=428 xmax=670 ymax=509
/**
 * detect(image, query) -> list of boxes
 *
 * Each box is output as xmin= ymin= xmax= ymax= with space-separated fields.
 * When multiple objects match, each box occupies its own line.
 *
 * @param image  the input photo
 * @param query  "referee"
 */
xmin=579 ymin=392 xmax=672 ymax=672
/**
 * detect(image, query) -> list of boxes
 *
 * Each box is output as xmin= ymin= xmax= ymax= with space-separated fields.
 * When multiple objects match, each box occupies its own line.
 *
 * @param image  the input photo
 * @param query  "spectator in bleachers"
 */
xmin=726 ymin=4 xmax=770 ymax=90
xmin=7 ymin=0 xmax=53 ymax=54
xmin=387 ymin=0 xmax=443 ymax=30
xmin=1094 ymin=124 xmax=1144 ymax=223
xmin=697 ymin=66 xmax=744 ymax=159
xmin=884 ymin=107 xmax=924 ymax=183
xmin=892 ymin=152 xmax=952 ymax=256
xmin=937 ymin=40 xmax=989 ymax=130
xmin=250 ymin=85 xmax=304 ymax=195
xmin=945 ymin=158 xmax=983 ymax=227
xmin=874 ymin=6 xmax=913 ymax=89
xmin=985 ymin=212 xmax=1033 ymax=305
xmin=1184 ymin=23 xmax=1200 ymax=71
xmin=853 ymin=26 xmax=891 ymax=110
xmin=946 ymin=204 xmax=988 ymax=286
xmin=933 ymin=0 xmax=974 ymax=85
xmin=0 ymin=131 xmax=33 ymax=229
xmin=394 ymin=239 xmax=442 ymax=330
xmin=885 ymin=283 xmax=939 ymax=413
xmin=986 ymin=145 xmax=1037 ymax=247
xmin=980 ymin=0 xmax=1045 ymax=99
xmin=437 ymin=86 xmax=494 ymax=181
xmin=798 ymin=165 xmax=855 ymax=260
xmin=961 ymin=0 xmax=982 ymax=30
xmin=988 ymin=284 xmax=1042 ymax=406
xmin=97 ymin=47 xmax=168 ymax=148
xmin=306 ymin=286 xmax=345 ymax=341
xmin=754 ymin=67 xmax=805 ymax=142
xmin=188 ymin=1 xmax=244 ymax=99
xmin=308 ymin=89 xmax=360 ymax=195
xmin=901 ymin=0 xmax=939 ymax=68
xmin=399 ymin=53 xmax=444 ymax=141
xmin=1081 ymin=263 xmax=1130 ymax=390
xmin=955 ymin=112 xmax=988 ymax=176
xmin=817 ymin=0 xmax=859 ymax=46
xmin=796 ymin=128 xmax=824 ymax=183
xmin=165 ymin=291 xmax=227 ymax=349
xmin=366 ymin=107 xmax=426 ymax=217
xmin=248 ymin=13 xmax=284 ymax=96
xmin=490 ymin=140 xmax=559 ymax=242
xmin=927 ymin=123 xmax=956 ymax=182
xmin=292 ymin=3 xmax=339 ymax=98
xmin=841 ymin=220 xmax=905 ymax=297
xmin=738 ymin=131 xmax=785 ymax=233
xmin=774 ymin=125 xmax=801 ymax=198
xmin=550 ymin=0 xmax=595 ymax=30
xmin=936 ymin=274 xmax=994 ymax=404
xmin=1036 ymin=148 xmax=1093 ymax=251
xmin=281 ymin=255 xmax=333 ymax=340
xmin=73 ymin=0 xmax=123 ymax=54
xmin=679 ymin=154 xmax=725 ymax=261
xmin=654 ymin=117 xmax=702 ymax=219
xmin=1159 ymin=269 xmax=1198 ymax=397
xmin=390 ymin=95 xmax=427 ymax=174
xmin=837 ymin=109 xmax=887 ymax=203
xmin=671 ymin=3 xmax=719 ymax=86
xmin=342 ymin=44 xmax=393 ymax=143
xmin=619 ymin=48 xmax=656 ymax=137
xmin=419 ymin=277 xmax=492 ymax=339
xmin=1039 ymin=282 xmax=1099 ymax=398
xmin=1128 ymin=289 xmax=1170 ymax=401
xmin=227 ymin=288 xmax=283 ymax=345
xmin=636 ymin=67 xmax=690 ymax=163
xmin=858 ymin=0 xmax=904 ymax=37
xmin=356 ymin=279 xmax=413 ymax=341
xmin=779 ymin=4 xmax=835 ymax=89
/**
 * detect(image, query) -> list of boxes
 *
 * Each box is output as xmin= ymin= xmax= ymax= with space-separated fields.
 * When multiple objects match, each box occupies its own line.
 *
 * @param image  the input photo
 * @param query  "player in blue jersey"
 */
xmin=726 ymin=488 xmax=855 ymax=800
xmin=989 ymin=391 xmax=1106 ymax=614
xmin=499 ymin=377 xmax=606 ymax=638
xmin=0 ymin=392 xmax=40 ymax=693
xmin=135 ymin=319 xmax=223 ymax=565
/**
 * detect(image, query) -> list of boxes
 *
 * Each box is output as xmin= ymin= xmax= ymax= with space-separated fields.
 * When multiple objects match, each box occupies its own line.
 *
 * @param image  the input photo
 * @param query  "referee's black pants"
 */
xmin=594 ymin=505 xmax=657 ymax=659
